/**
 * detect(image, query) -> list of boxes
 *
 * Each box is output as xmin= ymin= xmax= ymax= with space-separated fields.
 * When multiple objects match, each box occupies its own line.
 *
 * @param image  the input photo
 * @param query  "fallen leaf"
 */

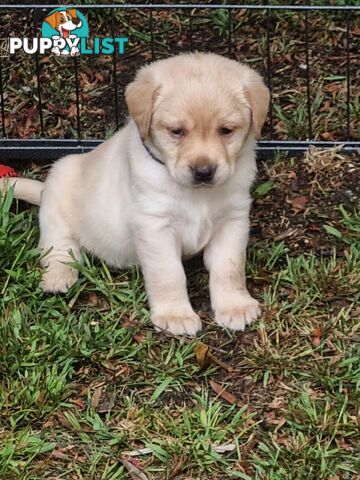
xmin=238 ymin=331 xmax=259 ymax=347
xmin=194 ymin=341 xmax=211 ymax=369
xmin=94 ymin=72 xmax=104 ymax=81
xmin=308 ymin=223 xmax=320 ymax=231
xmin=194 ymin=341 xmax=233 ymax=372
xmin=71 ymin=398 xmax=86 ymax=411
xmin=133 ymin=332 xmax=146 ymax=343
xmin=51 ymin=449 xmax=70 ymax=460
xmin=323 ymin=82 xmax=342 ymax=95
xmin=120 ymin=457 xmax=148 ymax=480
xmin=91 ymin=386 xmax=103 ymax=409
xmin=68 ymin=103 xmax=78 ymax=118
xmin=87 ymin=292 xmax=99 ymax=306
xmin=268 ymin=397 xmax=285 ymax=409
xmin=311 ymin=326 xmax=323 ymax=338
xmin=169 ymin=455 xmax=186 ymax=478
xmin=54 ymin=413 xmax=73 ymax=430
xmin=320 ymin=131 xmax=336 ymax=141
xmin=311 ymin=326 xmax=323 ymax=346
xmin=291 ymin=195 xmax=308 ymax=212
xmin=209 ymin=380 xmax=245 ymax=408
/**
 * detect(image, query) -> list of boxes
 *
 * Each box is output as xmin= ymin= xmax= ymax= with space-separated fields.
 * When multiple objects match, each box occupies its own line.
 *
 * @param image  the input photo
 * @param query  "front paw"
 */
xmin=40 ymin=265 xmax=78 ymax=293
xmin=215 ymin=293 xmax=261 ymax=331
xmin=152 ymin=309 xmax=202 ymax=336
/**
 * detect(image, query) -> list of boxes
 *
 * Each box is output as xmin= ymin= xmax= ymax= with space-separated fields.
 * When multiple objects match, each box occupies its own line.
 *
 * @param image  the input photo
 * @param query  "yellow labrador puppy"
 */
xmin=2 ymin=53 xmax=269 ymax=336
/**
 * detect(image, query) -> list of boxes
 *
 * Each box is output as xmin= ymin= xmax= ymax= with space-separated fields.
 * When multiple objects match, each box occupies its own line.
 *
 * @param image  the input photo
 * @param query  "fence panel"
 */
xmin=0 ymin=3 xmax=359 ymax=161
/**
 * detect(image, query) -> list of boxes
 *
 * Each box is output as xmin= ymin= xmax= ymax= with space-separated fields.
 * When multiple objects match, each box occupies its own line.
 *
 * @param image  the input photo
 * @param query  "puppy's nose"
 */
xmin=191 ymin=165 xmax=217 ymax=183
xmin=72 ymin=17 xmax=81 ymax=25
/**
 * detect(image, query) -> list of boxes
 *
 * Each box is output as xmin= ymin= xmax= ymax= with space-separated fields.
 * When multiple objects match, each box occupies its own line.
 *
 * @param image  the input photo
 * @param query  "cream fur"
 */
xmin=1 ymin=53 xmax=269 ymax=336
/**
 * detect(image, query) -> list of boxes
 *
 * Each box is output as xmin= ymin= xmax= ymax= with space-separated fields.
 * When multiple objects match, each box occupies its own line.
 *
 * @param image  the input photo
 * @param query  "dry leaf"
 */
xmin=91 ymin=386 xmax=103 ymax=409
xmin=291 ymin=195 xmax=308 ymax=211
xmin=120 ymin=457 xmax=148 ymax=480
xmin=71 ymin=398 xmax=86 ymax=411
xmin=194 ymin=341 xmax=233 ymax=372
xmin=320 ymin=131 xmax=336 ymax=141
xmin=311 ymin=327 xmax=323 ymax=347
xmin=209 ymin=380 xmax=245 ymax=408
xmin=133 ymin=332 xmax=146 ymax=343
xmin=311 ymin=326 xmax=323 ymax=338
xmin=268 ymin=397 xmax=285 ymax=409
xmin=51 ymin=449 xmax=70 ymax=460
xmin=54 ymin=413 xmax=73 ymax=430
xmin=194 ymin=341 xmax=211 ymax=369
xmin=169 ymin=455 xmax=186 ymax=478
xmin=87 ymin=292 xmax=99 ymax=306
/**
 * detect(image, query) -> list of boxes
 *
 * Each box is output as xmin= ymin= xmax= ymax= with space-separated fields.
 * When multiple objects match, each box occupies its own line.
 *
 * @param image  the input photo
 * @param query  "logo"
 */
xmin=5 ymin=7 xmax=128 ymax=57
xmin=42 ymin=7 xmax=89 ymax=56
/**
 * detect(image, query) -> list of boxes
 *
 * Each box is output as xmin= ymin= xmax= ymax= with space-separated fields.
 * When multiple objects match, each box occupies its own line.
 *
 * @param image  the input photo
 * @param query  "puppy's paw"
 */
xmin=152 ymin=310 xmax=202 ymax=336
xmin=215 ymin=294 xmax=261 ymax=331
xmin=40 ymin=266 xmax=78 ymax=293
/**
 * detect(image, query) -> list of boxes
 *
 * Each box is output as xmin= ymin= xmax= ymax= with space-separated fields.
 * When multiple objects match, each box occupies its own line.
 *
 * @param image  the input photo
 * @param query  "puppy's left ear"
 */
xmin=44 ymin=12 xmax=59 ymax=30
xmin=125 ymin=68 xmax=160 ymax=140
xmin=67 ymin=9 xmax=77 ymax=19
xmin=244 ymin=70 xmax=270 ymax=139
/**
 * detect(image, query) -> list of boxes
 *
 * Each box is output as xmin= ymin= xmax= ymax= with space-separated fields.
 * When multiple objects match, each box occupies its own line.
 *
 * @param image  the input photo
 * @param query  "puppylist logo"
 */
xmin=5 ymin=7 xmax=128 ymax=57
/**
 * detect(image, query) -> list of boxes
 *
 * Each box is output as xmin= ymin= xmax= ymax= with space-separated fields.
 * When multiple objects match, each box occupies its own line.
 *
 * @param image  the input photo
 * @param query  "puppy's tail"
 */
xmin=0 ymin=177 xmax=44 ymax=205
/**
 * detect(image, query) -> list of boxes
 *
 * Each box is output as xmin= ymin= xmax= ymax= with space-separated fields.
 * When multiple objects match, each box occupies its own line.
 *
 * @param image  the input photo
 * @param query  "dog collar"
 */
xmin=142 ymin=141 xmax=165 ymax=166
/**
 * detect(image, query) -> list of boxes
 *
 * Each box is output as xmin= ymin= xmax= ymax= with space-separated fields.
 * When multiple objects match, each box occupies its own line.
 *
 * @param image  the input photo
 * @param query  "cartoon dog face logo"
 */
xmin=43 ymin=8 xmax=85 ymax=56
xmin=44 ymin=9 xmax=82 ymax=39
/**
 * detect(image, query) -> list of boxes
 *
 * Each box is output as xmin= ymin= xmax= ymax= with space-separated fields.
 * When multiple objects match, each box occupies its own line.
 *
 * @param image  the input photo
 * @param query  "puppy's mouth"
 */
xmin=192 ymin=181 xmax=214 ymax=188
xmin=60 ymin=27 xmax=70 ymax=38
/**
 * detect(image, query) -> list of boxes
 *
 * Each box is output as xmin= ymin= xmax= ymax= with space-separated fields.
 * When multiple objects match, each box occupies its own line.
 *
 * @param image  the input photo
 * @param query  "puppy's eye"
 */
xmin=219 ymin=127 xmax=234 ymax=136
xmin=170 ymin=128 xmax=185 ymax=138
xmin=60 ymin=18 xmax=64 ymax=23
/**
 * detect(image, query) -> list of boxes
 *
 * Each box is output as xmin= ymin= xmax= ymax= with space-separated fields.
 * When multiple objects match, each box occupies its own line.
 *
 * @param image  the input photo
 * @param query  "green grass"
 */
xmin=0 ymin=168 xmax=359 ymax=479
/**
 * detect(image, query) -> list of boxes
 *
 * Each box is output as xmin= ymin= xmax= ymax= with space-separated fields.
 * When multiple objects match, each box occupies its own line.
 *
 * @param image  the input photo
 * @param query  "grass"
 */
xmin=1 ymin=149 xmax=359 ymax=479
xmin=1 ymin=4 xmax=359 ymax=477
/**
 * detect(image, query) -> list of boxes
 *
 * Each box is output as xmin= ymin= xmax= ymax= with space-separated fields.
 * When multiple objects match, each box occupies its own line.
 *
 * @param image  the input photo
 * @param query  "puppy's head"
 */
xmin=45 ymin=9 xmax=82 ymax=37
xmin=125 ymin=53 xmax=269 ymax=188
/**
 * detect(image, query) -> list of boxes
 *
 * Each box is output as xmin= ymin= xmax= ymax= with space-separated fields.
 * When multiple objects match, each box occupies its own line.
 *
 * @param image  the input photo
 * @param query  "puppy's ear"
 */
xmin=66 ymin=9 xmax=77 ymax=19
xmin=244 ymin=70 xmax=270 ymax=139
xmin=44 ymin=11 xmax=59 ymax=30
xmin=125 ymin=68 xmax=160 ymax=140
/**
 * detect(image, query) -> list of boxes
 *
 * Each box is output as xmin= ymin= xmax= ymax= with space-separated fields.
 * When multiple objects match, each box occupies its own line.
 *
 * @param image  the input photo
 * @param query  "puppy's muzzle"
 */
xmin=191 ymin=165 xmax=217 ymax=184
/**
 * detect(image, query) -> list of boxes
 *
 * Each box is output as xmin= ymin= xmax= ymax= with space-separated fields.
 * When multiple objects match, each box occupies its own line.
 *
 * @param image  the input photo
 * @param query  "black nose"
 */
xmin=191 ymin=165 xmax=217 ymax=183
xmin=72 ymin=17 xmax=80 ymax=25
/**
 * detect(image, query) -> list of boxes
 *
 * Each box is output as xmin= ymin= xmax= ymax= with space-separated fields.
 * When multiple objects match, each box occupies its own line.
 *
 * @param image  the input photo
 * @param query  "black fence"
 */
xmin=0 ymin=3 xmax=359 ymax=163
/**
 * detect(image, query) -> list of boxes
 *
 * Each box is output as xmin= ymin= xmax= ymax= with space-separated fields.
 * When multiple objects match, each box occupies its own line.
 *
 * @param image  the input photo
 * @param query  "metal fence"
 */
xmin=0 ymin=3 xmax=359 ymax=162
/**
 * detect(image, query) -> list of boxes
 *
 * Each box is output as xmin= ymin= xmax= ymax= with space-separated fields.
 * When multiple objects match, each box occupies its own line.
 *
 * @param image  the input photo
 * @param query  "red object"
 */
xmin=0 ymin=164 xmax=18 ymax=178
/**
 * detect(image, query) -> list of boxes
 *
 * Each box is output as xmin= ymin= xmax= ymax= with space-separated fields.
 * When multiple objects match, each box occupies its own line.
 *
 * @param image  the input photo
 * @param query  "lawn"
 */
xmin=0 ymin=147 xmax=359 ymax=480
xmin=0 ymin=2 xmax=359 ymax=478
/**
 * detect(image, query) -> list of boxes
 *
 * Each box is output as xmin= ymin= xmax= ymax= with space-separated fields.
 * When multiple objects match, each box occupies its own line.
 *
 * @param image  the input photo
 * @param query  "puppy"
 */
xmin=44 ymin=9 xmax=82 ymax=39
xmin=1 ymin=53 xmax=269 ymax=336
xmin=44 ymin=8 xmax=82 ymax=56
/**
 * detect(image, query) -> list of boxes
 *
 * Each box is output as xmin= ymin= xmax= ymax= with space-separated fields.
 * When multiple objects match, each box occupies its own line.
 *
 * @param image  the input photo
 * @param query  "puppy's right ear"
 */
xmin=44 ymin=11 xmax=59 ymax=30
xmin=125 ymin=68 xmax=160 ymax=140
xmin=243 ymin=70 xmax=270 ymax=139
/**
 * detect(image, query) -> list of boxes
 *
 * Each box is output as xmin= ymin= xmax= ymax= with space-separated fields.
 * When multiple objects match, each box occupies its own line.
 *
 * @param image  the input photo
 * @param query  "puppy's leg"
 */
xmin=39 ymin=206 xmax=80 ymax=293
xmin=204 ymin=216 xmax=260 ymax=331
xmin=135 ymin=221 xmax=201 ymax=336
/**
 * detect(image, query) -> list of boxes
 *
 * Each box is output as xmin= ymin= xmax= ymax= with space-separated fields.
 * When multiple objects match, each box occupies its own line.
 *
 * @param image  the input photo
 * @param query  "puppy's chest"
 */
xmin=174 ymin=203 xmax=215 ymax=257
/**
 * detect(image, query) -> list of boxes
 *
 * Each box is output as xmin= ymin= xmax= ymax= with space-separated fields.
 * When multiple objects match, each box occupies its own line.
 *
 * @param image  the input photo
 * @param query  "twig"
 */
xmin=122 ymin=443 xmax=236 ymax=458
